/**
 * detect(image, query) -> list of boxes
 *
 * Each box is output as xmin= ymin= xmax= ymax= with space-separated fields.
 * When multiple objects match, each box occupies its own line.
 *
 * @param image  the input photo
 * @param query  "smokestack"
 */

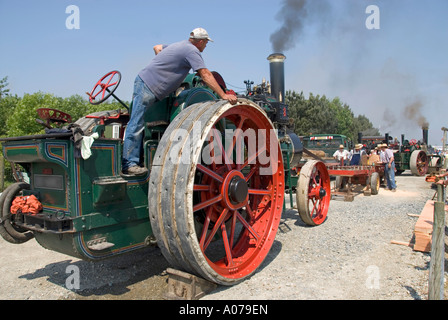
xmin=267 ymin=53 xmax=286 ymax=102
xmin=422 ymin=127 xmax=428 ymax=145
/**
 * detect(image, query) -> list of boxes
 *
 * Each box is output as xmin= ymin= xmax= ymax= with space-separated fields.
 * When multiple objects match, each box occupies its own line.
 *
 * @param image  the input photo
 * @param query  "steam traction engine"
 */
xmin=0 ymin=54 xmax=330 ymax=285
xmin=393 ymin=129 xmax=430 ymax=176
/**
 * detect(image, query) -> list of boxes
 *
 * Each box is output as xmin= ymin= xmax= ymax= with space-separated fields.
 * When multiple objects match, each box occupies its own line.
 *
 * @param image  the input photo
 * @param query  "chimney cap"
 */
xmin=267 ymin=53 xmax=286 ymax=62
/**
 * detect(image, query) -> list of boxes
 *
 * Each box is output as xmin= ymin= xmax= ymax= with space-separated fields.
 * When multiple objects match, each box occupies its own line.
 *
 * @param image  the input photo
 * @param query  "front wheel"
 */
xmin=297 ymin=160 xmax=331 ymax=226
xmin=149 ymin=99 xmax=284 ymax=285
xmin=370 ymin=172 xmax=380 ymax=195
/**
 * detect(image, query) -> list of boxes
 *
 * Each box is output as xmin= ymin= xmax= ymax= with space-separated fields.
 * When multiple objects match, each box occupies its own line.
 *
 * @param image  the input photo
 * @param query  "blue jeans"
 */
xmin=122 ymin=76 xmax=157 ymax=170
xmin=384 ymin=161 xmax=396 ymax=190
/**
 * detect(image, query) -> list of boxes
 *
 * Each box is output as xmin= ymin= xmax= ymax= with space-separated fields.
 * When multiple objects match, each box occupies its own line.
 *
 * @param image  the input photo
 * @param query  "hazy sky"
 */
xmin=1 ymin=0 xmax=447 ymax=145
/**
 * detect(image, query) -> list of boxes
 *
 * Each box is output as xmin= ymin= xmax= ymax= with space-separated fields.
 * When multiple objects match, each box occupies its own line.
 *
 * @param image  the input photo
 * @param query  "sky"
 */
xmin=1 ymin=0 xmax=447 ymax=146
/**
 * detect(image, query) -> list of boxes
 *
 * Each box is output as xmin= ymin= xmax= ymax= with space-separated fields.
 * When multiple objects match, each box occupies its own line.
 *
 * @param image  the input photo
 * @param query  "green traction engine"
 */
xmin=0 ymin=54 xmax=331 ymax=285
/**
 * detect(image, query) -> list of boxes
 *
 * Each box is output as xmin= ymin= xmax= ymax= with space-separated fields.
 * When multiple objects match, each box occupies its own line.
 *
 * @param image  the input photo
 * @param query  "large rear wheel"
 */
xmin=149 ymin=99 xmax=284 ymax=285
xmin=410 ymin=150 xmax=428 ymax=176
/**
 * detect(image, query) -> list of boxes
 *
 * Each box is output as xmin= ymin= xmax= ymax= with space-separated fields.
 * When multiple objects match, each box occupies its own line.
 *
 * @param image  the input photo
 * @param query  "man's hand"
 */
xmin=221 ymin=93 xmax=237 ymax=105
xmin=153 ymin=44 xmax=163 ymax=55
xmin=197 ymin=68 xmax=238 ymax=105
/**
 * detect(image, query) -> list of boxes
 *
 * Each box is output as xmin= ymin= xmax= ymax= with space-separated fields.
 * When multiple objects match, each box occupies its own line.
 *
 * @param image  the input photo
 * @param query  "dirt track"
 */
xmin=0 ymin=173 xmax=446 ymax=300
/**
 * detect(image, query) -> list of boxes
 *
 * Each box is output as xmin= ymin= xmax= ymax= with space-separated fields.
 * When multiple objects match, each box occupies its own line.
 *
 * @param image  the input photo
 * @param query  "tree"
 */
xmin=286 ymin=90 xmax=380 ymax=141
xmin=0 ymin=76 xmax=10 ymax=99
xmin=329 ymin=97 xmax=355 ymax=141
xmin=0 ymin=95 xmax=20 ymax=137
xmin=6 ymin=92 xmax=61 ymax=136
xmin=353 ymin=114 xmax=381 ymax=140
xmin=5 ymin=91 xmax=128 ymax=137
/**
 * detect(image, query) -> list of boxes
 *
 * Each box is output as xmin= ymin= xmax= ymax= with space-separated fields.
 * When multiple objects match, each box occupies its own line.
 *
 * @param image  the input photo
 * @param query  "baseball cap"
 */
xmin=190 ymin=28 xmax=214 ymax=42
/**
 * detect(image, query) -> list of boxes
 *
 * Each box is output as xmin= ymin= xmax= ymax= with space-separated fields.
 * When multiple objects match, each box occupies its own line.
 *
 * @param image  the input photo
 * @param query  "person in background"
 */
xmin=349 ymin=144 xmax=365 ymax=165
xmin=368 ymin=146 xmax=380 ymax=165
xmin=333 ymin=144 xmax=351 ymax=165
xmin=380 ymin=144 xmax=396 ymax=192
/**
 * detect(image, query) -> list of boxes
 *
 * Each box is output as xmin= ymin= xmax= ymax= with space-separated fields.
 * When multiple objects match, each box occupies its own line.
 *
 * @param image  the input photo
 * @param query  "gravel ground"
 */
xmin=0 ymin=172 xmax=446 ymax=300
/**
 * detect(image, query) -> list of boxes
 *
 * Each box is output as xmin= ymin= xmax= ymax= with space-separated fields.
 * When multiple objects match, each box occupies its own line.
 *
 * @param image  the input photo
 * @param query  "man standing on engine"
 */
xmin=122 ymin=28 xmax=237 ymax=175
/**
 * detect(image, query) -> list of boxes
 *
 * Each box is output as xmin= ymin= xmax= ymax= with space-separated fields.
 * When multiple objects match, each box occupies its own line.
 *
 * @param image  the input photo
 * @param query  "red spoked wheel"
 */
xmin=87 ymin=71 xmax=121 ymax=105
xmin=297 ymin=160 xmax=331 ymax=226
xmin=149 ymin=99 xmax=284 ymax=285
xmin=410 ymin=149 xmax=429 ymax=176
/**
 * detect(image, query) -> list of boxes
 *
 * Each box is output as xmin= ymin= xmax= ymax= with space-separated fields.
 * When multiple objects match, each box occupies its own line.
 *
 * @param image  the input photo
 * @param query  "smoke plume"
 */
xmin=270 ymin=0 xmax=307 ymax=52
xmin=403 ymin=98 xmax=429 ymax=128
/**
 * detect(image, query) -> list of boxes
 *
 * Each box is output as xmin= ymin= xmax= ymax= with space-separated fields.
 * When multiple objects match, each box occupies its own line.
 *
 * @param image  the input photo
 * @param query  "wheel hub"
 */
xmin=221 ymin=170 xmax=249 ymax=210
xmin=319 ymin=187 xmax=326 ymax=198
xmin=228 ymin=176 xmax=248 ymax=204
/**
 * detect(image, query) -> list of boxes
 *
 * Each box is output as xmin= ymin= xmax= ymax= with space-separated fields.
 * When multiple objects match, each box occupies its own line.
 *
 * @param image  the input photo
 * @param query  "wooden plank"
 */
xmin=165 ymin=268 xmax=217 ymax=300
xmin=414 ymin=200 xmax=435 ymax=234
xmin=390 ymin=240 xmax=413 ymax=247
xmin=413 ymin=233 xmax=432 ymax=252
xmin=413 ymin=200 xmax=435 ymax=252
xmin=412 ymin=200 xmax=447 ymax=252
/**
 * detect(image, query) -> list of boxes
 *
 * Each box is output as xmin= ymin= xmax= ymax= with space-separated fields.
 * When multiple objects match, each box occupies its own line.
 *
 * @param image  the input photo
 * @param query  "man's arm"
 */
xmin=197 ymin=68 xmax=237 ymax=104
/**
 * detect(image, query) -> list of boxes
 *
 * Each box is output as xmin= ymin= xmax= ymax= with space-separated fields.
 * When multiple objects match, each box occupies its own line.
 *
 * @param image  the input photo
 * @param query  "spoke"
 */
xmin=246 ymin=203 xmax=254 ymax=217
xmin=226 ymin=117 xmax=246 ymax=163
xmin=310 ymin=198 xmax=318 ymax=217
xmin=193 ymin=184 xmax=210 ymax=191
xmin=221 ymin=223 xmax=234 ymax=267
xmin=196 ymin=164 xmax=223 ymax=183
xmin=240 ymin=145 xmax=266 ymax=171
xmin=312 ymin=174 xmax=320 ymax=187
xmin=193 ymin=194 xmax=222 ymax=212
xmin=203 ymin=208 xmax=229 ymax=251
xmin=236 ymin=211 xmax=260 ymax=242
xmin=244 ymin=166 xmax=257 ymax=182
xmin=91 ymin=87 xmax=103 ymax=99
xmin=106 ymin=81 xmax=118 ymax=88
xmin=105 ymin=73 xmax=116 ymax=86
xmin=229 ymin=211 xmax=237 ymax=253
xmin=248 ymin=188 xmax=272 ymax=196
xmin=101 ymin=86 xmax=106 ymax=100
xmin=199 ymin=207 xmax=212 ymax=250
xmin=211 ymin=128 xmax=232 ymax=171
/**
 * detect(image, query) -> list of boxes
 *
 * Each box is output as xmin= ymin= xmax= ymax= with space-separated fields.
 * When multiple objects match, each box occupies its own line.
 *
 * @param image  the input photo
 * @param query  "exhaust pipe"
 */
xmin=267 ymin=53 xmax=286 ymax=102
xmin=422 ymin=127 xmax=428 ymax=145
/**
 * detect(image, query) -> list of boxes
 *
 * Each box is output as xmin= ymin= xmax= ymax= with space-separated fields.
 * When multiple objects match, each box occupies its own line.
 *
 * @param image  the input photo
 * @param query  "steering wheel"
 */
xmin=409 ymin=139 xmax=417 ymax=146
xmin=87 ymin=71 xmax=121 ymax=105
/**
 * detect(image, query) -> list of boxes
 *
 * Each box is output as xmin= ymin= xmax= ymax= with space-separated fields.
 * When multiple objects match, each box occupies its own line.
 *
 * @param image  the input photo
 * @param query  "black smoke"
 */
xmin=270 ymin=0 xmax=331 ymax=53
